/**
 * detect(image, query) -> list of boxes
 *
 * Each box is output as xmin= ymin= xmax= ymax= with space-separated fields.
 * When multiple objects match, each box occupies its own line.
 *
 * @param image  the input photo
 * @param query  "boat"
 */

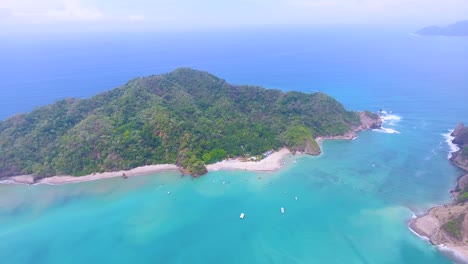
xmin=281 ymin=207 xmax=285 ymax=214
xmin=240 ymin=213 xmax=245 ymax=219
xmin=294 ymin=196 xmax=298 ymax=201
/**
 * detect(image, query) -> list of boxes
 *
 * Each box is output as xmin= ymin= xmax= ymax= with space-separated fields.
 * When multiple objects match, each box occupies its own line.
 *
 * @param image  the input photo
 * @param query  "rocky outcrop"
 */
xmin=452 ymin=123 xmax=466 ymax=138
xmin=302 ymin=138 xmax=321 ymax=155
xmin=413 ymin=204 xmax=468 ymax=243
xmin=288 ymin=138 xmax=321 ymax=156
xmin=452 ymin=174 xmax=468 ymax=200
xmin=451 ymin=123 xmax=468 ymax=171
xmin=452 ymin=152 xmax=468 ymax=174
xmin=412 ymin=123 xmax=468 ymax=262
xmin=355 ymin=111 xmax=383 ymax=131
xmin=411 ymin=174 xmax=468 ymax=263
xmin=316 ymin=111 xmax=382 ymax=143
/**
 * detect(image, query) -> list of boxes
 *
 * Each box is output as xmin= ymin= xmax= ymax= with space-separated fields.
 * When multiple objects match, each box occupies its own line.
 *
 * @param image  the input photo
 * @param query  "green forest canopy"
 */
xmin=0 ymin=68 xmax=376 ymax=177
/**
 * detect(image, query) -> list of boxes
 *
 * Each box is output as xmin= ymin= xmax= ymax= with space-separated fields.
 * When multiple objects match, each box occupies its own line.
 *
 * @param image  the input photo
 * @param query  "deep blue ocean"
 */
xmin=0 ymin=26 xmax=467 ymax=263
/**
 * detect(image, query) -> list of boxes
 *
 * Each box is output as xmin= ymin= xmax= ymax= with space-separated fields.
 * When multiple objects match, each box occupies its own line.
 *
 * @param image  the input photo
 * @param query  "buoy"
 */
xmin=240 ymin=213 xmax=245 ymax=219
xmin=167 ymin=191 xmax=171 ymax=195
xmin=281 ymin=207 xmax=285 ymax=214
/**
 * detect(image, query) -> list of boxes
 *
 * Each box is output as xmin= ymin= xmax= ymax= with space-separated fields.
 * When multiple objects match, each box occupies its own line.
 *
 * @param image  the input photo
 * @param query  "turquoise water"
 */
xmin=0 ymin=27 xmax=468 ymax=263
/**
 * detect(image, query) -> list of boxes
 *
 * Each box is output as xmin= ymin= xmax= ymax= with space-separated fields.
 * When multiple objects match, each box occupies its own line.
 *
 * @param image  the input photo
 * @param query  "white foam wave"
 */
xmin=373 ymin=110 xmax=402 ymax=135
xmin=407 ymin=225 xmax=430 ymax=242
xmin=380 ymin=111 xmax=402 ymax=126
xmin=442 ymin=130 xmax=460 ymax=159
xmin=381 ymin=114 xmax=401 ymax=122
xmin=373 ymin=127 xmax=401 ymax=134
xmin=0 ymin=180 xmax=15 ymax=185
xmin=436 ymin=244 xmax=468 ymax=264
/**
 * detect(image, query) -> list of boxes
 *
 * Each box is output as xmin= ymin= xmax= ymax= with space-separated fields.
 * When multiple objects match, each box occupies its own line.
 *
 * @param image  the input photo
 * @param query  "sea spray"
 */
xmin=373 ymin=127 xmax=401 ymax=134
xmin=442 ymin=130 xmax=460 ymax=159
xmin=436 ymin=245 xmax=468 ymax=264
xmin=373 ymin=110 xmax=402 ymax=134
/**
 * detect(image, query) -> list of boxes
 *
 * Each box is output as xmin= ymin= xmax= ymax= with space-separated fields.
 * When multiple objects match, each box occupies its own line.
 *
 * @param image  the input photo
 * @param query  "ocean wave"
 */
xmin=436 ymin=244 xmax=468 ymax=264
xmin=372 ymin=110 xmax=402 ymax=135
xmin=0 ymin=180 xmax=16 ymax=185
xmin=379 ymin=110 xmax=402 ymax=126
xmin=442 ymin=130 xmax=460 ymax=159
xmin=407 ymin=225 xmax=430 ymax=242
xmin=373 ymin=127 xmax=401 ymax=134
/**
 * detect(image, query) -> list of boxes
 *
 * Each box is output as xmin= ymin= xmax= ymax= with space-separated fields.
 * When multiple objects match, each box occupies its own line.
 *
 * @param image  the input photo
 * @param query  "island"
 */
xmin=411 ymin=123 xmax=468 ymax=260
xmin=416 ymin=20 xmax=468 ymax=37
xmin=0 ymin=68 xmax=381 ymax=183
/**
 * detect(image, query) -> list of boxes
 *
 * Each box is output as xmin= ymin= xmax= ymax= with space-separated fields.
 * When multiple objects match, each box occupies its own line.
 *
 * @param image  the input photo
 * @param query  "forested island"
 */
xmin=411 ymin=123 xmax=468 ymax=259
xmin=0 ymin=68 xmax=381 ymax=179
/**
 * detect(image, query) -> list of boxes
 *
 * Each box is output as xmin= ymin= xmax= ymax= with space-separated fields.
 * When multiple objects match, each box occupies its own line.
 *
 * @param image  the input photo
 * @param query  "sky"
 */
xmin=1 ymin=0 xmax=468 ymax=32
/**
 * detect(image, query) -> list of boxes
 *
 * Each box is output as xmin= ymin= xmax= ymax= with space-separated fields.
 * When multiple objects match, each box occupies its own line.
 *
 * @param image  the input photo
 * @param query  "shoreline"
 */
xmin=0 ymin=148 xmax=293 ymax=186
xmin=409 ymin=125 xmax=468 ymax=263
xmin=408 ymin=200 xmax=468 ymax=264
xmin=0 ymin=111 xmax=381 ymax=186
xmin=0 ymin=164 xmax=180 ymax=185
xmin=207 ymin=148 xmax=291 ymax=172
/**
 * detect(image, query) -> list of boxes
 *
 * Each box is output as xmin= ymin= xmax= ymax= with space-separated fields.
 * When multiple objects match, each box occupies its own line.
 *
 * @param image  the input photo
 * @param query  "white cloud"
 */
xmin=44 ymin=0 xmax=103 ymax=21
xmin=284 ymin=0 xmax=468 ymax=25
xmin=1 ymin=0 xmax=468 ymax=30
xmin=0 ymin=0 xmax=103 ymax=23
xmin=127 ymin=15 xmax=145 ymax=21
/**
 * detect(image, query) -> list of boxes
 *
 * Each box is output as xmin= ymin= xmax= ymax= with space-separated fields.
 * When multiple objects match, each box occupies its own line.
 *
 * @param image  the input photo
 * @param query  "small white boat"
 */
xmin=294 ymin=196 xmax=298 ymax=201
xmin=240 ymin=213 xmax=245 ymax=219
xmin=281 ymin=207 xmax=285 ymax=214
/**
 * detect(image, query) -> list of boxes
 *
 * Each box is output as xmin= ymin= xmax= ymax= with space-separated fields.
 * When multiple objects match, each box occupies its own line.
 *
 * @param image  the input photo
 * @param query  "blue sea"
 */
xmin=0 ymin=26 xmax=467 ymax=263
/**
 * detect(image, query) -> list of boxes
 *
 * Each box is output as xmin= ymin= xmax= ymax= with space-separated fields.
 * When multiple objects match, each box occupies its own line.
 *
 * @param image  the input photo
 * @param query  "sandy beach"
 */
xmin=0 ymin=111 xmax=375 ymax=186
xmin=0 ymin=148 xmax=292 ymax=185
xmin=409 ymin=202 xmax=468 ymax=263
xmin=207 ymin=148 xmax=291 ymax=172
xmin=0 ymin=164 xmax=179 ymax=185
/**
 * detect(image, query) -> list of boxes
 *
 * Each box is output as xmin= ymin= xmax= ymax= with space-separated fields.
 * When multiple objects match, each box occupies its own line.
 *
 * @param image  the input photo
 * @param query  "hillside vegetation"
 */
xmin=0 ymin=68 xmax=377 ymax=177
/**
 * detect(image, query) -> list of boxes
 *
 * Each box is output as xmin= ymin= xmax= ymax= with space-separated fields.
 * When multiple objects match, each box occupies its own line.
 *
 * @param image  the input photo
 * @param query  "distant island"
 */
xmin=416 ymin=20 xmax=468 ymax=36
xmin=0 ymin=68 xmax=381 ymax=181
xmin=411 ymin=123 xmax=468 ymax=260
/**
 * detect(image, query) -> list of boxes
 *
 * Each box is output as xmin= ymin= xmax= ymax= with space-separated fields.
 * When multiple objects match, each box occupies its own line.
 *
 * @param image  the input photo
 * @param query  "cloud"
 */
xmin=2 ymin=0 xmax=468 ymax=30
xmin=284 ymin=0 xmax=468 ymax=24
xmin=44 ymin=0 xmax=103 ymax=21
xmin=127 ymin=15 xmax=145 ymax=21
xmin=0 ymin=8 xmax=11 ymax=20
xmin=0 ymin=0 xmax=103 ymax=24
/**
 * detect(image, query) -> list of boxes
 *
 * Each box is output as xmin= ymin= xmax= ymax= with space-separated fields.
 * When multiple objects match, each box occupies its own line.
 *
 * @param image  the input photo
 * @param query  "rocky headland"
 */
xmin=411 ymin=123 xmax=468 ymax=262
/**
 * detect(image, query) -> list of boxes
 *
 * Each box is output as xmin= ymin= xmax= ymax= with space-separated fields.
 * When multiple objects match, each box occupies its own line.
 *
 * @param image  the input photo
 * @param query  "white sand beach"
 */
xmin=37 ymin=164 xmax=179 ymax=185
xmin=0 ymin=148 xmax=292 ymax=185
xmin=207 ymin=148 xmax=291 ymax=172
